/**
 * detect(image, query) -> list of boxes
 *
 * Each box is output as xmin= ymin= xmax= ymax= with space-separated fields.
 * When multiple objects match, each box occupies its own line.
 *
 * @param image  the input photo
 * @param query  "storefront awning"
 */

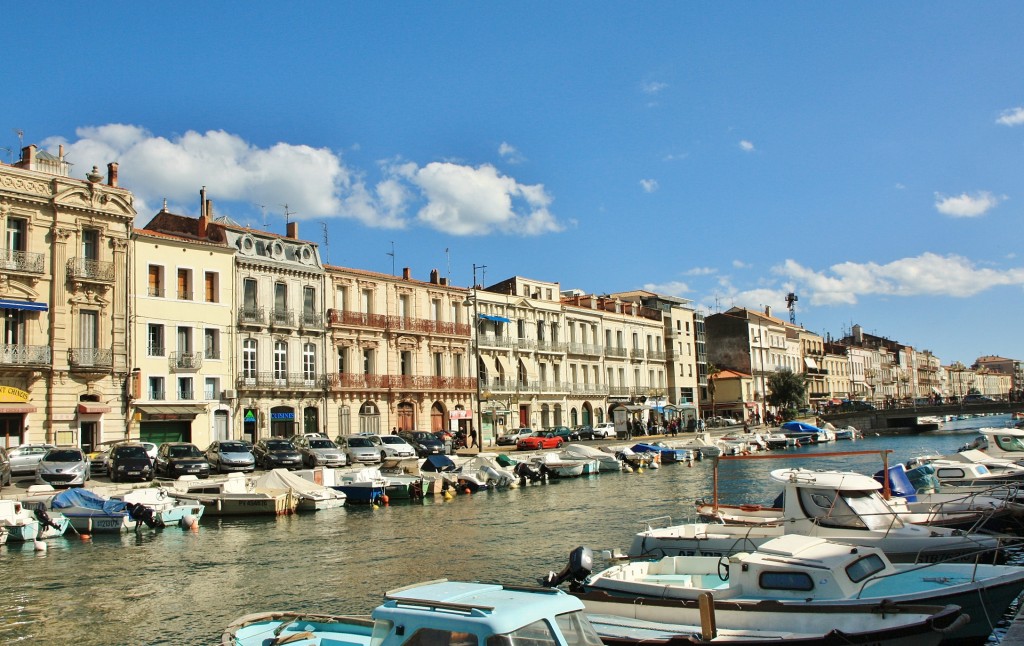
xmin=0 ymin=299 xmax=48 ymax=312
xmin=78 ymin=403 xmax=112 ymax=414
xmin=478 ymin=314 xmax=512 ymax=323
xmin=0 ymin=402 xmax=36 ymax=413
xmin=134 ymin=404 xmax=207 ymax=420
xmin=804 ymin=357 xmax=818 ymax=369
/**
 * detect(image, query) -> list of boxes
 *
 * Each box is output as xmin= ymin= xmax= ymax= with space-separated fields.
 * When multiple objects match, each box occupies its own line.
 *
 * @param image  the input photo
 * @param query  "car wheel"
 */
xmin=217 ymin=462 xmax=224 ymax=474
xmin=110 ymin=470 xmax=118 ymax=483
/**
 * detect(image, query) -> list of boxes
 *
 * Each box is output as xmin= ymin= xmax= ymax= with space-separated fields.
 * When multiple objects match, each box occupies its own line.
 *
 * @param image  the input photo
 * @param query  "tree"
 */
xmin=706 ymin=363 xmax=721 ymax=420
xmin=766 ymin=368 xmax=807 ymax=418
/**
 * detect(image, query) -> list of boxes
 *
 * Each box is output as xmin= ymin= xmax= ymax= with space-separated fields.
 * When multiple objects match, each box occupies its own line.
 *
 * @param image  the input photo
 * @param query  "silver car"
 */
xmin=36 ymin=446 xmax=91 ymax=487
xmin=368 ymin=434 xmax=417 ymax=460
xmin=9 ymin=444 xmax=55 ymax=476
xmin=292 ymin=435 xmax=347 ymax=467
xmin=205 ymin=440 xmax=256 ymax=473
xmin=336 ymin=435 xmax=381 ymax=464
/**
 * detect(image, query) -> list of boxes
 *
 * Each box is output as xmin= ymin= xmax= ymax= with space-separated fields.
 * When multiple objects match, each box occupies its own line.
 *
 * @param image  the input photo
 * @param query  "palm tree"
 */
xmin=706 ymin=363 xmax=721 ymax=421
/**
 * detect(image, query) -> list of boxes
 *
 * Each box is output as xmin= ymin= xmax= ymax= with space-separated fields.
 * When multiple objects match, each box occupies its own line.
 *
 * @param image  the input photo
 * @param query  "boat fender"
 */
xmin=179 ymin=514 xmax=197 ymax=530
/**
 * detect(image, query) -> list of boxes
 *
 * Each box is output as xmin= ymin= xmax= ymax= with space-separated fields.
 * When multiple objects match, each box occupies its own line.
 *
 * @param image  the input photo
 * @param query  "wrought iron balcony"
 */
xmin=169 ymin=352 xmax=203 ymax=371
xmin=299 ymin=310 xmax=323 ymax=329
xmin=238 ymin=306 xmax=265 ymax=326
xmin=0 ymin=344 xmax=51 ymax=366
xmin=147 ymin=344 xmax=165 ymax=357
xmin=567 ymin=343 xmax=604 ymax=356
xmin=537 ymin=340 xmax=567 ymax=354
xmin=604 ymin=347 xmax=628 ymax=358
xmin=327 ymin=309 xmax=471 ymax=337
xmin=325 ymin=373 xmax=476 ymax=391
xmin=0 ymin=248 xmax=45 ymax=274
xmin=147 ymin=286 xmax=165 ymax=297
xmin=68 ymin=347 xmax=113 ymax=369
xmin=270 ymin=308 xmax=295 ymax=327
xmin=66 ymin=257 xmax=115 ymax=283
xmin=236 ymin=372 xmax=327 ymax=390
xmin=630 ymin=348 xmax=647 ymax=360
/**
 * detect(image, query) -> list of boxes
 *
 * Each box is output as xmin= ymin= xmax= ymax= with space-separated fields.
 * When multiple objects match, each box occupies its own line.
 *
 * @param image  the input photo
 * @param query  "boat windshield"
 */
xmin=798 ymin=487 xmax=903 ymax=531
xmin=994 ymin=434 xmax=1024 ymax=452
xmin=553 ymin=610 xmax=604 ymax=646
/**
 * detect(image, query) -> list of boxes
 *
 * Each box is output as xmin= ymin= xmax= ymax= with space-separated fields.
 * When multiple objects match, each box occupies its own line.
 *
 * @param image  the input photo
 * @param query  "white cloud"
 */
xmin=775 ymin=253 xmax=1024 ymax=306
xmin=642 ymin=280 xmax=690 ymax=296
xmin=685 ymin=267 xmax=717 ymax=276
xmin=642 ymin=81 xmax=668 ymax=95
xmin=663 ymin=152 xmax=688 ymax=162
xmin=996 ymin=107 xmax=1024 ymax=126
xmin=498 ymin=142 xmax=526 ymax=164
xmin=640 ymin=179 xmax=659 ymax=193
xmin=739 ymin=140 xmax=755 ymax=152
xmin=42 ymin=124 xmax=561 ymax=236
xmin=732 ymin=259 xmax=751 ymax=269
xmin=934 ymin=191 xmax=1003 ymax=218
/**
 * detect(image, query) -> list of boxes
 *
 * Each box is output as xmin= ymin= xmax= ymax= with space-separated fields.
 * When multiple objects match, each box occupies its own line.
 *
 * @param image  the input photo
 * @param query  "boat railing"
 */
xmin=639 ymin=515 xmax=674 ymax=531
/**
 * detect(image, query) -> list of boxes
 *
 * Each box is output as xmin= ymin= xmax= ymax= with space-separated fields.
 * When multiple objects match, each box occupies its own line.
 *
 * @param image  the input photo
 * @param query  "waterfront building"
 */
xmin=0 ymin=146 xmax=135 ymax=451
xmin=974 ymin=355 xmax=1023 ymax=400
xmin=131 ymin=194 xmax=236 ymax=447
xmin=798 ymin=328 xmax=828 ymax=409
xmin=325 ymin=265 xmax=473 ymax=438
xmin=822 ymin=342 xmax=852 ymax=403
xmin=705 ymin=369 xmax=753 ymax=421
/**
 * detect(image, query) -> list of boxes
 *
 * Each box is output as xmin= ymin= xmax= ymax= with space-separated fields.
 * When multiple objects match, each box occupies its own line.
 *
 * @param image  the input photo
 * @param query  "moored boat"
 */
xmin=170 ymin=474 xmax=299 ymax=516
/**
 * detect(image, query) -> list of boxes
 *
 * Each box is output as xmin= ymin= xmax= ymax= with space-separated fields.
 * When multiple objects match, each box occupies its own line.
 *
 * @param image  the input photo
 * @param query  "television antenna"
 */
xmin=387 ymin=241 xmax=395 ymax=276
xmin=320 ymin=222 xmax=330 ymax=264
xmin=785 ymin=292 xmax=798 ymax=324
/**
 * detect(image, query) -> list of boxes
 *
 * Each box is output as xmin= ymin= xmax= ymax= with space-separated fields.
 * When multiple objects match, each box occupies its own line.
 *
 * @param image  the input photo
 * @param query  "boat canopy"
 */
xmin=52 ymin=488 xmax=127 ymax=514
xmin=421 ymin=454 xmax=457 ymax=472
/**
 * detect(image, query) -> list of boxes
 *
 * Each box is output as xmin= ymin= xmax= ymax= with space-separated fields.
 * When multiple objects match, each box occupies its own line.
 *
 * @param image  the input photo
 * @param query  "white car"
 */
xmin=497 ymin=428 xmax=534 ymax=446
xmin=592 ymin=423 xmax=617 ymax=439
xmin=368 ymin=434 xmax=417 ymax=460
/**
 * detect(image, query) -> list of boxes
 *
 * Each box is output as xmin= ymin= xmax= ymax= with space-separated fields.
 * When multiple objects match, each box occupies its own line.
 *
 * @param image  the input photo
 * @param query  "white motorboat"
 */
xmin=170 ymin=473 xmax=299 ymax=516
xmin=959 ymin=426 xmax=1024 ymax=463
xmin=671 ymin=431 xmax=722 ymax=458
xmin=909 ymin=449 xmax=1024 ymax=484
xmin=252 ymin=468 xmax=346 ymax=511
xmin=561 ymin=444 xmax=623 ymax=472
xmin=630 ymin=465 xmax=1004 ymax=563
xmin=532 ymin=452 xmax=589 ymax=477
xmin=580 ymin=534 xmax=1024 ymax=645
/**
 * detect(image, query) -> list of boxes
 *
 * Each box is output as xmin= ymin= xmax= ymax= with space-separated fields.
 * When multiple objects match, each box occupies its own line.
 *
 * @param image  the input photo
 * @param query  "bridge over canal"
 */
xmin=819 ymin=401 xmax=1024 ymax=434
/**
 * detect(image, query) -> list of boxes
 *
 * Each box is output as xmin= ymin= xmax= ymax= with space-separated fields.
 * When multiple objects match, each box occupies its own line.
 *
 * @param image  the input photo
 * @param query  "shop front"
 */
xmin=0 ymin=385 xmax=34 ymax=447
xmin=135 ymin=404 xmax=207 ymax=445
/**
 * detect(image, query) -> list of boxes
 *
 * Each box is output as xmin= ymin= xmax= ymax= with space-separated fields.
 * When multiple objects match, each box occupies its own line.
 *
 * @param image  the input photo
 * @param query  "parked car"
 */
xmin=368 ymin=434 xmax=417 ymax=460
xmin=36 ymin=446 xmax=90 ymax=487
xmin=574 ymin=425 xmax=597 ymax=440
xmin=963 ymin=394 xmax=996 ymax=404
xmin=336 ymin=435 xmax=382 ymax=464
xmin=8 ymin=443 xmax=55 ymax=476
xmin=0 ymin=447 xmax=10 ymax=490
xmin=107 ymin=443 xmax=154 ymax=483
xmin=88 ymin=447 xmax=111 ymax=476
xmin=591 ymin=422 xmax=617 ymax=439
xmin=548 ymin=426 xmax=579 ymax=442
xmin=399 ymin=430 xmax=446 ymax=457
xmin=139 ymin=441 xmax=159 ymax=463
xmin=517 ymin=432 xmax=564 ymax=451
xmin=205 ymin=440 xmax=256 ymax=473
xmin=252 ymin=438 xmax=304 ymax=470
xmin=497 ymin=428 xmax=534 ymax=446
xmin=840 ymin=400 xmax=876 ymax=412
xmin=291 ymin=435 xmax=347 ymax=467
xmin=155 ymin=442 xmax=211 ymax=479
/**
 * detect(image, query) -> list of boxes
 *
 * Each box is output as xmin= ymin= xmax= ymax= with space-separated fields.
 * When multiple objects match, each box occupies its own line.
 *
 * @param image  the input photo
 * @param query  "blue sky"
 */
xmin=5 ymin=4 xmax=1024 ymax=364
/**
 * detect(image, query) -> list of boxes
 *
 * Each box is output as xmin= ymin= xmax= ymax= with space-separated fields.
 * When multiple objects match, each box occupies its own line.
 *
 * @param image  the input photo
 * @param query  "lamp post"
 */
xmin=464 ymin=263 xmax=486 ymax=449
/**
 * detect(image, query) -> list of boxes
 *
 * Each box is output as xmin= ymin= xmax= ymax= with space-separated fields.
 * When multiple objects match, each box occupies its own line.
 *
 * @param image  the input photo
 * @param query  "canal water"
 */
xmin=1 ymin=415 xmax=1018 ymax=645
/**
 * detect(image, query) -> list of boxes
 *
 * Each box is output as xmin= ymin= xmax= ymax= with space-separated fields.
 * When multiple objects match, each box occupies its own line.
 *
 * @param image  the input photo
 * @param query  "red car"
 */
xmin=517 ymin=432 xmax=564 ymax=451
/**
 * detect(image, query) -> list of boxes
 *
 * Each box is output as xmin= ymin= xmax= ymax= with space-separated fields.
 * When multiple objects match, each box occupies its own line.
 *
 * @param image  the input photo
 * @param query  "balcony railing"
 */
xmin=270 ymin=308 xmax=295 ymax=327
xmin=648 ymin=350 xmax=666 ymax=361
xmin=325 ymin=373 xmax=476 ymax=391
xmin=1 ymin=248 xmax=45 ymax=274
xmin=148 ymin=286 xmax=165 ymax=297
xmin=238 ymin=306 xmax=265 ymax=326
xmin=178 ymin=389 xmax=194 ymax=400
xmin=68 ymin=347 xmax=113 ymax=369
xmin=299 ymin=310 xmax=323 ymax=329
xmin=479 ymin=336 xmax=515 ymax=349
xmin=567 ymin=343 xmax=603 ymax=356
xmin=148 ymin=344 xmax=165 ymax=357
xmin=604 ymin=347 xmax=628 ymax=358
xmin=169 ymin=352 xmax=203 ymax=371
xmin=177 ymin=290 xmax=193 ymax=301
xmin=204 ymin=348 xmax=221 ymax=360
xmin=149 ymin=389 xmax=165 ymax=401
xmin=327 ymin=309 xmax=471 ymax=337
xmin=630 ymin=349 xmax=646 ymax=359
xmin=237 ymin=372 xmax=327 ymax=390
xmin=0 ymin=344 xmax=51 ymax=366
xmin=608 ymin=386 xmax=631 ymax=396
xmin=537 ymin=340 xmax=567 ymax=353
xmin=66 ymin=257 xmax=115 ymax=283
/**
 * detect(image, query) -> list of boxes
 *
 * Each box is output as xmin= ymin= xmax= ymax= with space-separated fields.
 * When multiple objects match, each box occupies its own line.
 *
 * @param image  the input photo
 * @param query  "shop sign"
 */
xmin=0 ymin=386 xmax=29 ymax=402
xmin=271 ymin=411 xmax=295 ymax=421
xmin=450 ymin=409 xmax=472 ymax=419
xmin=244 ymin=409 xmax=258 ymax=423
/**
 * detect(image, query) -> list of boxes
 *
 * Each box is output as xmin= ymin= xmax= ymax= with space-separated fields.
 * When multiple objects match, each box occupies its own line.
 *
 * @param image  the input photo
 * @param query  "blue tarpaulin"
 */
xmin=52 ymin=488 xmax=128 ymax=514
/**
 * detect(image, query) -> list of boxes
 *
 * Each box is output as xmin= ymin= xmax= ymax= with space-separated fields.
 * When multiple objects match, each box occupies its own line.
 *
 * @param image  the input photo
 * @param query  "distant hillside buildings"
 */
xmin=1 ymin=146 xmax=1018 ymax=450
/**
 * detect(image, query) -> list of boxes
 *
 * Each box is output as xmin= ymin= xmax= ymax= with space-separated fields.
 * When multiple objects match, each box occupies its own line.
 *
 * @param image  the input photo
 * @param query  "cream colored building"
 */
xmin=0 ymin=146 xmax=135 ymax=451
xmin=325 ymin=265 xmax=473 ymax=438
xmin=130 ymin=195 xmax=237 ymax=448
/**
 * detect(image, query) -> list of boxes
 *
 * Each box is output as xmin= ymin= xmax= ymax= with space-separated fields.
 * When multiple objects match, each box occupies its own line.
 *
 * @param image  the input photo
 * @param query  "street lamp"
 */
xmin=463 ymin=263 xmax=486 ymax=448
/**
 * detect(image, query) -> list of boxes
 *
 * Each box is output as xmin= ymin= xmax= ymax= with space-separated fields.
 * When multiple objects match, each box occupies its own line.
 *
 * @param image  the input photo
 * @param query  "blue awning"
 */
xmin=0 ymin=299 xmax=47 ymax=312
xmin=478 ymin=314 xmax=511 ymax=323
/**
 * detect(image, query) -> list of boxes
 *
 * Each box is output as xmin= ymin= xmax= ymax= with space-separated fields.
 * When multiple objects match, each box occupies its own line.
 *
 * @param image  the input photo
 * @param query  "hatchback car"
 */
xmin=8 ymin=443 xmax=55 ymax=476
xmin=517 ymin=432 xmax=564 ymax=451
xmin=336 ymin=435 xmax=382 ymax=464
xmin=36 ymin=446 xmax=91 ymax=487
xmin=399 ymin=431 xmax=446 ymax=457
xmin=252 ymin=438 xmax=304 ymax=470
xmin=497 ymin=428 xmax=534 ymax=446
xmin=549 ymin=426 xmax=579 ymax=442
xmin=368 ymin=434 xmax=417 ymax=460
xmin=107 ymin=443 xmax=154 ymax=483
xmin=205 ymin=440 xmax=256 ymax=473
xmin=155 ymin=442 xmax=211 ymax=479
xmin=291 ymin=435 xmax=347 ymax=467
xmin=591 ymin=422 xmax=617 ymax=439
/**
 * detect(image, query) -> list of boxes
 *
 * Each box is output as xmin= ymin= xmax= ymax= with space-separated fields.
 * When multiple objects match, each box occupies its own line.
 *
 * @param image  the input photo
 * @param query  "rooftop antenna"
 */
xmin=13 ymin=129 xmax=23 ymax=148
xmin=281 ymin=204 xmax=296 ymax=226
xmin=786 ymin=292 xmax=798 ymax=324
xmin=445 ymin=247 xmax=451 ymax=284
xmin=320 ymin=221 xmax=330 ymax=264
xmin=257 ymin=204 xmax=268 ymax=230
xmin=387 ymin=241 xmax=395 ymax=276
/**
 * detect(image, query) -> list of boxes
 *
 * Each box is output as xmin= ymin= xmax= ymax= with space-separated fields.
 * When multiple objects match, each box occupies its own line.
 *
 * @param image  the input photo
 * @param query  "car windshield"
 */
xmin=220 ymin=442 xmax=249 ymax=452
xmin=348 ymin=437 xmax=373 ymax=447
xmin=115 ymin=446 xmax=147 ymax=458
xmin=266 ymin=440 xmax=293 ymax=451
xmin=46 ymin=449 xmax=83 ymax=462
xmin=12 ymin=446 xmax=48 ymax=456
xmin=309 ymin=439 xmax=335 ymax=448
xmin=169 ymin=445 xmax=203 ymax=458
xmin=379 ymin=436 xmax=406 ymax=445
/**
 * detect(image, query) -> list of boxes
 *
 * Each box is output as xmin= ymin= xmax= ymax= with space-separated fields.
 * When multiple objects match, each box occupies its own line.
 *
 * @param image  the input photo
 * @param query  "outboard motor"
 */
xmin=514 ymin=461 xmax=545 ymax=484
xmin=540 ymin=546 xmax=593 ymax=591
xmin=125 ymin=502 xmax=165 ymax=530
xmin=33 ymin=505 xmax=61 ymax=532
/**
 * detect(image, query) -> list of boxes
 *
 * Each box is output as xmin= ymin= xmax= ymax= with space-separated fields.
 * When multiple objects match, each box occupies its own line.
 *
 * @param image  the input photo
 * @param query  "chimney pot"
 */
xmin=402 ymin=267 xmax=411 ymax=280
xmin=286 ymin=221 xmax=298 ymax=239
xmin=106 ymin=162 xmax=119 ymax=187
xmin=430 ymin=269 xmax=439 ymax=284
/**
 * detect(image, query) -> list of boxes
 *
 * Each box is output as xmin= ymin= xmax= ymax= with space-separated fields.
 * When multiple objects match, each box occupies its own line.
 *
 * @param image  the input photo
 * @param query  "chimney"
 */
xmin=106 ymin=162 xmax=119 ymax=187
xmin=764 ymin=305 xmax=772 ymax=317
xmin=20 ymin=145 xmax=36 ymax=169
xmin=286 ymin=221 xmax=298 ymax=239
xmin=402 ymin=267 xmax=411 ymax=280
xmin=429 ymin=269 xmax=439 ymax=284
xmin=198 ymin=186 xmax=210 ymax=238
